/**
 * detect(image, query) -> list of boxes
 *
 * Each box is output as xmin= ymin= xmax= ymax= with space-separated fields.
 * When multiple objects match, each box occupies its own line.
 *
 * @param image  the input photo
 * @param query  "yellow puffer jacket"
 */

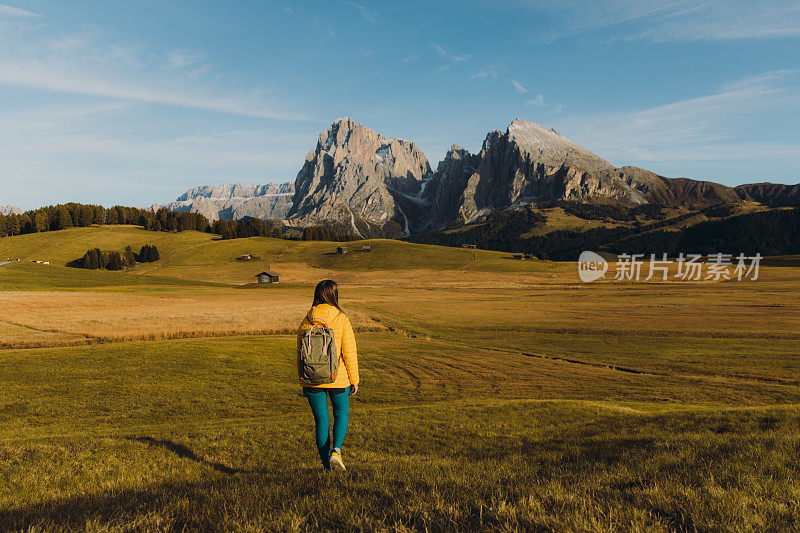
xmin=297 ymin=303 xmax=359 ymax=388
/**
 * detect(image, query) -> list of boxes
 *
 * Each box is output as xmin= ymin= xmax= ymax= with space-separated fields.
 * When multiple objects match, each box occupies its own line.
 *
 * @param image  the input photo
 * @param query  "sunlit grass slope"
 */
xmin=1 ymin=335 xmax=798 ymax=530
xmin=0 ymin=225 xmax=561 ymax=283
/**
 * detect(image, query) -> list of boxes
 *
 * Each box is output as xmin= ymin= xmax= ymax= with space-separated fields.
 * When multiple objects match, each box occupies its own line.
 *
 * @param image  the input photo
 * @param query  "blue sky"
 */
xmin=1 ymin=0 xmax=799 ymax=210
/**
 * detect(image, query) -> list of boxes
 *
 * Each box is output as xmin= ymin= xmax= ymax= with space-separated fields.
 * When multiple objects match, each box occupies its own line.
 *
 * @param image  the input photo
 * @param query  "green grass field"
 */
xmin=1 ymin=226 xmax=798 ymax=531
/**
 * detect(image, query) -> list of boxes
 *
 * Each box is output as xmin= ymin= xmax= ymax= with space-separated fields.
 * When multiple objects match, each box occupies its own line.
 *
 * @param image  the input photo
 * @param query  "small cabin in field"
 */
xmin=462 ymin=244 xmax=477 ymax=249
xmin=337 ymin=247 xmax=349 ymax=255
xmin=361 ymin=245 xmax=373 ymax=252
xmin=255 ymin=271 xmax=280 ymax=284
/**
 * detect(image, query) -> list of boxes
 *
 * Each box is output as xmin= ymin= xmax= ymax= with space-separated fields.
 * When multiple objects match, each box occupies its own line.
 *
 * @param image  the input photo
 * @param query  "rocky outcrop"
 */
xmin=154 ymin=182 xmax=294 ymax=221
xmin=156 ymin=117 xmax=799 ymax=234
xmin=421 ymin=119 xmax=751 ymax=229
xmin=423 ymin=119 xmax=656 ymax=229
xmin=288 ymin=117 xmax=431 ymax=235
xmin=735 ymin=183 xmax=800 ymax=207
xmin=0 ymin=205 xmax=22 ymax=216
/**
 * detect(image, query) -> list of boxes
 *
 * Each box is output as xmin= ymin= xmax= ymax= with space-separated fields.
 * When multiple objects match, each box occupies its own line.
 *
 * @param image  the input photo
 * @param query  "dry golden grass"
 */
xmin=0 ymin=321 xmax=90 ymax=349
xmin=0 ymin=289 xmax=383 ymax=345
xmin=2 ymin=227 xmax=800 ymax=530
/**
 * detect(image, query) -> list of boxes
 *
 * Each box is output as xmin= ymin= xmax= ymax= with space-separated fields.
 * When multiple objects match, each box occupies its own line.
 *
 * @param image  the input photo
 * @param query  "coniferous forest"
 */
xmin=408 ymin=207 xmax=800 ymax=260
xmin=0 ymin=204 xmax=209 ymax=238
xmin=68 ymin=245 xmax=161 ymax=271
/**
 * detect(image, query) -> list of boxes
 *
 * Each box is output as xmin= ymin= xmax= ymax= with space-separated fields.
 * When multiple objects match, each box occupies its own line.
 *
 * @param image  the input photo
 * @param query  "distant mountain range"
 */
xmin=155 ymin=183 xmax=294 ymax=222
xmin=156 ymin=117 xmax=799 ymax=237
xmin=0 ymin=205 xmax=22 ymax=216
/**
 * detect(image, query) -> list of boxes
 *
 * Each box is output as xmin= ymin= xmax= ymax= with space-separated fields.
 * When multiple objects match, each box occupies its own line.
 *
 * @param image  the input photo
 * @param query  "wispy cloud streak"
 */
xmin=0 ymin=3 xmax=39 ymax=17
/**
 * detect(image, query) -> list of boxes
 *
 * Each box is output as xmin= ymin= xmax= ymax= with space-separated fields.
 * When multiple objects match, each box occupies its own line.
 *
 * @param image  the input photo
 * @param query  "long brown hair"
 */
xmin=313 ymin=279 xmax=342 ymax=311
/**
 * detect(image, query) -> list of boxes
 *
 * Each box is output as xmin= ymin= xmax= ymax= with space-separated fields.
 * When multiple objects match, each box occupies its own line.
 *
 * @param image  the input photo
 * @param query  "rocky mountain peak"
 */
xmin=505 ymin=118 xmax=612 ymax=172
xmin=0 ymin=205 xmax=22 ymax=216
xmin=156 ymin=116 xmax=799 ymax=237
xmin=289 ymin=118 xmax=431 ymax=232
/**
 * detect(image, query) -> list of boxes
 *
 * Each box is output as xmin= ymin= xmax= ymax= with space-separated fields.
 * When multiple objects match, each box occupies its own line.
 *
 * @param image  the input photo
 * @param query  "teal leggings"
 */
xmin=303 ymin=387 xmax=350 ymax=468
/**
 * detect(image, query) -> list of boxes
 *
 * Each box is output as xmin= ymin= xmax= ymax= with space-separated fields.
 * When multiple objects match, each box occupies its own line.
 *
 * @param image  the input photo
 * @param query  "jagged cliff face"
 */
xmin=288 ymin=117 xmax=430 ymax=234
xmin=155 ymin=182 xmax=294 ymax=221
xmin=424 ymin=119 xmax=652 ymax=229
xmin=156 ymin=117 xmax=798 ymax=234
xmin=422 ymin=119 xmax=748 ymax=230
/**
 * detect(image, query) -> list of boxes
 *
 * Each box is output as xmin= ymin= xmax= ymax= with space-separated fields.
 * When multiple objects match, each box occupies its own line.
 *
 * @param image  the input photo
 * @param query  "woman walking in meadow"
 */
xmin=297 ymin=280 xmax=359 ymax=471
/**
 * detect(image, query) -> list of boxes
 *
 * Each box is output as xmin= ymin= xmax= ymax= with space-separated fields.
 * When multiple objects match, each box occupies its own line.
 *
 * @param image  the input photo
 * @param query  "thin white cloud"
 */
xmin=512 ymin=0 xmax=800 ymax=42
xmin=558 ymin=70 xmax=800 ymax=165
xmin=525 ymin=94 xmax=545 ymax=106
xmin=524 ymin=92 xmax=563 ymax=113
xmin=342 ymin=1 xmax=382 ymax=23
xmin=430 ymin=43 xmax=471 ymax=63
xmin=166 ymin=49 xmax=203 ymax=69
xmin=0 ymin=3 xmax=39 ymax=17
xmin=0 ymin=29 xmax=305 ymax=120
xmin=0 ymin=106 xmax=316 ymax=208
xmin=510 ymin=79 xmax=529 ymax=93
xmin=471 ymin=66 xmax=498 ymax=79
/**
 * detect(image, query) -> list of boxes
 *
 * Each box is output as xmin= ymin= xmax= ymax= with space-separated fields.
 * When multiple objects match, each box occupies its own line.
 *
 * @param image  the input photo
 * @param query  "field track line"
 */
xmin=361 ymin=310 xmax=800 ymax=386
xmin=5 ymin=398 xmax=800 ymax=445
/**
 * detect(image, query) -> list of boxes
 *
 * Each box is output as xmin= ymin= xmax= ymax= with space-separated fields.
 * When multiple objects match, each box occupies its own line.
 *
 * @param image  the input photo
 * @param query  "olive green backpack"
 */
xmin=298 ymin=312 xmax=341 ymax=385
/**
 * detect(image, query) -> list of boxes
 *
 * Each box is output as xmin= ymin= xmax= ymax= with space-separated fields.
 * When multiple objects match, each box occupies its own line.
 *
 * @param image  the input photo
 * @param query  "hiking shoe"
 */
xmin=330 ymin=451 xmax=346 ymax=471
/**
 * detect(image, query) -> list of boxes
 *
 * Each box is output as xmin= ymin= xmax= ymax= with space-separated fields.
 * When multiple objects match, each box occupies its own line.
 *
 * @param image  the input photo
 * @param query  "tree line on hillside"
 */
xmin=0 ymin=204 xmax=205 ymax=238
xmin=608 ymin=208 xmax=800 ymax=256
xmin=146 ymin=209 xmax=210 ymax=233
xmin=211 ymin=219 xmax=282 ymax=240
xmin=409 ymin=207 xmax=800 ymax=260
xmin=302 ymin=226 xmax=342 ymax=241
xmin=0 ymin=202 xmax=360 ymax=243
xmin=557 ymin=201 xmax=667 ymax=222
xmin=69 ymin=244 xmax=160 ymax=271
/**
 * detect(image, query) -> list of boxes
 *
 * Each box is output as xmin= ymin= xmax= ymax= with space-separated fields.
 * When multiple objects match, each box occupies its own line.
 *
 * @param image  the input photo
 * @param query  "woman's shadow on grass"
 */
xmin=126 ymin=436 xmax=245 ymax=475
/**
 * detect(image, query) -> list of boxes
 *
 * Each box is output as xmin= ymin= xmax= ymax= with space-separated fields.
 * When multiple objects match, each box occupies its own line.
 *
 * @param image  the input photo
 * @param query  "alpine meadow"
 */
xmin=0 ymin=226 xmax=798 ymax=530
xmin=2 ymin=0 xmax=800 ymax=531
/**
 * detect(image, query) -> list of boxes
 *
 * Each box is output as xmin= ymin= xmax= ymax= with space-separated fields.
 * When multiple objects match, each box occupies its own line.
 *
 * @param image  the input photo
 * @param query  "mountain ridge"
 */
xmin=0 ymin=205 xmax=22 ymax=216
xmin=156 ymin=117 xmax=799 ymax=234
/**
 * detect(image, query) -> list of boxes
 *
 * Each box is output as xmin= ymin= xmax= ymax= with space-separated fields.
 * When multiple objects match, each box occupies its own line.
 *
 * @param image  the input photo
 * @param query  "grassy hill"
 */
xmin=0 ymin=225 xmax=562 ymax=286
xmin=1 ymin=224 xmax=799 ymax=530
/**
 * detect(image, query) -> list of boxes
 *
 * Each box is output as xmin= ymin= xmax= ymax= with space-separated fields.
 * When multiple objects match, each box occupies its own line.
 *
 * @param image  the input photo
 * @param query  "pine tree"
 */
xmin=34 ymin=212 xmax=48 ymax=232
xmin=81 ymin=250 xmax=92 ymax=269
xmin=78 ymin=205 xmax=93 ymax=227
xmin=57 ymin=206 xmax=73 ymax=230
xmin=106 ymin=252 xmax=123 ymax=270
xmin=87 ymin=249 xmax=99 ymax=269
xmin=93 ymin=206 xmax=106 ymax=225
xmin=123 ymin=246 xmax=136 ymax=267
xmin=94 ymin=248 xmax=106 ymax=269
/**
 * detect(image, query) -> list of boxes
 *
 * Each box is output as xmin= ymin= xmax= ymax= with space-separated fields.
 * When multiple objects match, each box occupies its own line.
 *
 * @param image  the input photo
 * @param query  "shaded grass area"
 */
xmin=1 ymin=399 xmax=798 ymax=531
xmin=3 ymin=334 xmax=799 ymax=443
xmin=0 ymin=261 xmax=227 ymax=291
xmin=1 ymin=334 xmax=800 ymax=529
